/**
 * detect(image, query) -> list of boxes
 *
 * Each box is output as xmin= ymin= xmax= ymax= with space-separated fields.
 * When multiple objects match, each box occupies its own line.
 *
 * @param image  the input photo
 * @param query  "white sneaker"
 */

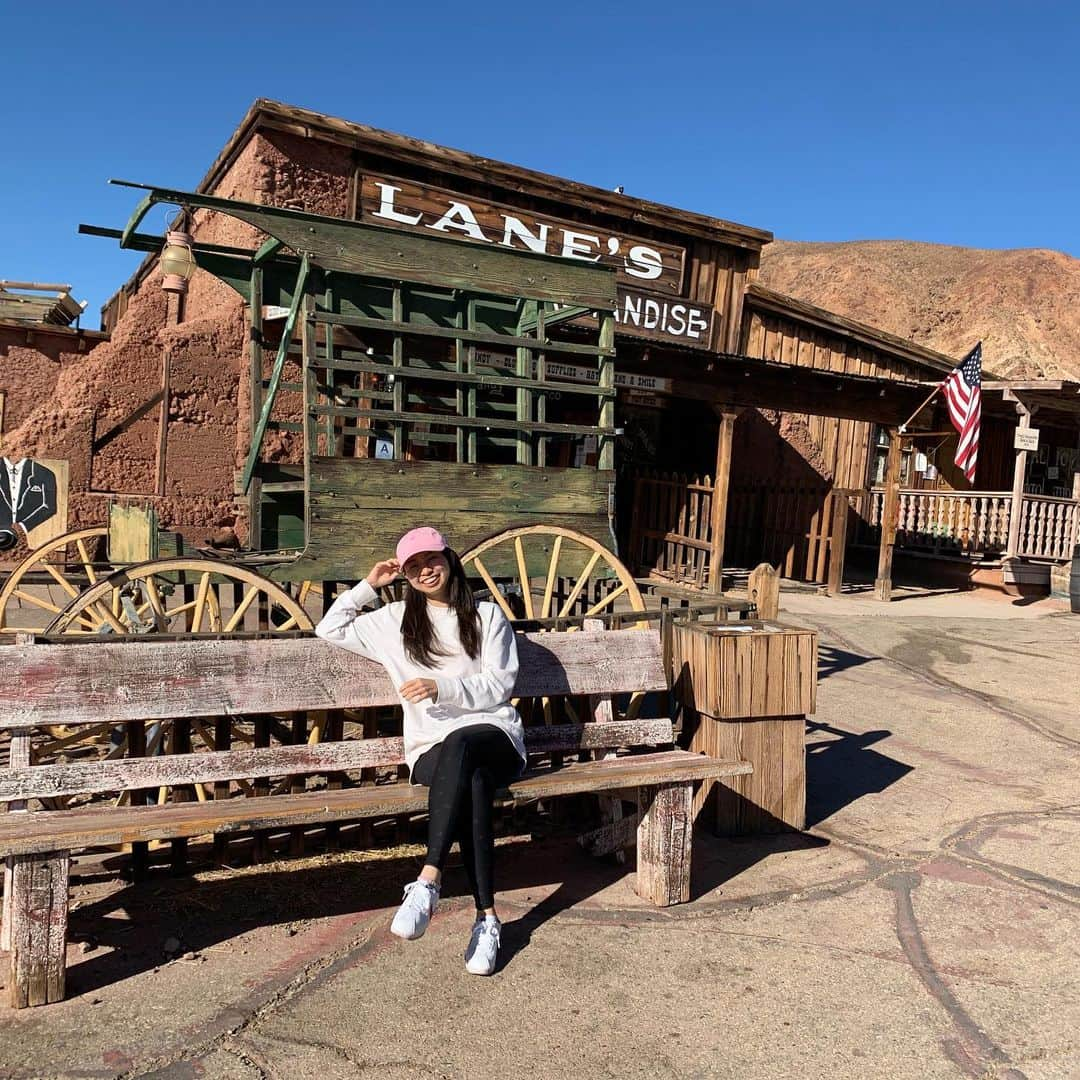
xmin=390 ymin=879 xmax=439 ymax=940
xmin=465 ymin=915 xmax=501 ymax=975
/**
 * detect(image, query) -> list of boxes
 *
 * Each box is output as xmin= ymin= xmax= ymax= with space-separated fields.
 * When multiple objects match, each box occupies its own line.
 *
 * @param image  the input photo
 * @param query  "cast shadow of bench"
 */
xmin=65 ymin=816 xmax=829 ymax=991
xmin=495 ymin=823 xmax=830 ymax=972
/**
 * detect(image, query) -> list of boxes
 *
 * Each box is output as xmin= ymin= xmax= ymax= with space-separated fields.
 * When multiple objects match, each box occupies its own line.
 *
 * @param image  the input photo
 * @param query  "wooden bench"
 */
xmin=0 ymin=626 xmax=750 ymax=1007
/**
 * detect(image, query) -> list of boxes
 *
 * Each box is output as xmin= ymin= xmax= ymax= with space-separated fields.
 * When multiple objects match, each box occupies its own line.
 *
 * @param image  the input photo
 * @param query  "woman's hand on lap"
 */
xmin=366 ymin=559 xmax=401 ymax=589
xmin=399 ymin=678 xmax=439 ymax=704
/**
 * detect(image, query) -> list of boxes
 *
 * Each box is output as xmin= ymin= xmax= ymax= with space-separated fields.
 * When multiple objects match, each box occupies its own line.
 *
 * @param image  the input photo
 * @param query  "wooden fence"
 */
xmin=629 ymin=472 xmax=715 ymax=588
xmin=862 ymin=489 xmax=1079 ymax=560
xmin=628 ymin=472 xmax=843 ymax=585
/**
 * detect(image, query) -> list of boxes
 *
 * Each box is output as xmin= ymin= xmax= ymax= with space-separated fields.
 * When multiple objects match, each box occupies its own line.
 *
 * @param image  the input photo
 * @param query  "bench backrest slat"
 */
xmin=0 ymin=719 xmax=674 ymax=803
xmin=0 ymin=629 xmax=666 ymax=731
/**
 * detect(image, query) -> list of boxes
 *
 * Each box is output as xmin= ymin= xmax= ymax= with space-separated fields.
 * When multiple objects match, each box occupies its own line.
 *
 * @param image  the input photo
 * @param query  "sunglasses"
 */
xmin=402 ymin=552 xmax=448 ymax=578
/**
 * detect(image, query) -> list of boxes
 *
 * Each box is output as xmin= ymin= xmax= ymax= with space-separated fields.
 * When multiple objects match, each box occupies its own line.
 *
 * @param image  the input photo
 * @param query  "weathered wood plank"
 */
xmin=0 ymin=630 xmax=668 ymax=730
xmin=144 ymin=183 xmax=619 ymax=310
xmin=310 ymin=457 xmax=611 ymax=516
xmin=2 ymin=730 xmax=31 ymax=951
xmin=0 ymin=720 xmax=675 ymax=802
xmin=7 ymin=852 xmax=69 ymax=1008
xmin=577 ymin=812 xmax=641 ymax=857
xmin=636 ymin=783 xmax=692 ymax=906
xmin=0 ymin=752 xmax=750 ymax=857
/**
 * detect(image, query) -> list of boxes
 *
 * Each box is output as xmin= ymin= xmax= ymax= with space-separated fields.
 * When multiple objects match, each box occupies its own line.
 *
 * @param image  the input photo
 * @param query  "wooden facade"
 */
xmin=91 ymin=98 xmax=1075 ymax=591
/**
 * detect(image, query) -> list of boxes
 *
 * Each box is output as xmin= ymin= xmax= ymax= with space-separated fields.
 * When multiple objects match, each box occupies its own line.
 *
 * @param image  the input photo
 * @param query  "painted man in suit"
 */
xmin=0 ymin=458 xmax=58 ymax=551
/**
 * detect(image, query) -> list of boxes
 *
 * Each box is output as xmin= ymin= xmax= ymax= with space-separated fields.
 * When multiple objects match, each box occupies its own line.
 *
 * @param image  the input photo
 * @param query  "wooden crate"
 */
xmin=683 ymin=712 xmax=806 ymax=834
xmin=666 ymin=618 xmax=817 ymax=835
xmin=667 ymin=619 xmax=817 ymax=719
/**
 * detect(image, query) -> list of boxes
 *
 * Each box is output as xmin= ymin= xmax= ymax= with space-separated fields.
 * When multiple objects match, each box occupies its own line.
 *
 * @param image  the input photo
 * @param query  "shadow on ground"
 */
xmin=65 ymin=818 xmax=833 ymax=994
xmin=805 ymin=719 xmax=913 ymax=827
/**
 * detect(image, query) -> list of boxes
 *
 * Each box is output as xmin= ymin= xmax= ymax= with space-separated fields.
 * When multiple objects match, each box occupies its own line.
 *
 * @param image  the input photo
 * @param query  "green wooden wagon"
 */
xmin=11 ymin=181 xmax=649 ymax=638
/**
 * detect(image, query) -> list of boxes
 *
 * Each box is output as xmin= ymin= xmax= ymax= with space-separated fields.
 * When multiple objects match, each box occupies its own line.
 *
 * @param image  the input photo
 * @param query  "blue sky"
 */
xmin=3 ymin=2 xmax=1078 ymax=323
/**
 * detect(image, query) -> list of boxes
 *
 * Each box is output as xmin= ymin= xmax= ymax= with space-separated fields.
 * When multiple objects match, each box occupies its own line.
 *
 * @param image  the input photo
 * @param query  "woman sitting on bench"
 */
xmin=315 ymin=526 xmax=525 ymax=976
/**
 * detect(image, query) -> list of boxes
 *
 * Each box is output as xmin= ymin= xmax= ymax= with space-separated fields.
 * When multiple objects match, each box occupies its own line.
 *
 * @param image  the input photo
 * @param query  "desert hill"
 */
xmin=757 ymin=240 xmax=1080 ymax=381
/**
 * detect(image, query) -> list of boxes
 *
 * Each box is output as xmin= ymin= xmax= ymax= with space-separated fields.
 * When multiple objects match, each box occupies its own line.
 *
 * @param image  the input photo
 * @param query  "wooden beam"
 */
xmin=155 ymin=347 xmax=171 ymax=496
xmin=91 ymin=390 xmax=165 ymax=453
xmin=1005 ymin=404 xmax=1038 ymax=559
xmin=636 ymin=782 xmax=692 ymax=905
xmin=666 ymin=367 xmax=933 ymax=426
xmin=708 ymin=408 xmax=738 ymax=593
xmin=247 ymin=266 xmax=264 ymax=547
xmin=874 ymin=427 xmax=902 ymax=601
xmin=826 ymin=493 xmax=851 ymax=597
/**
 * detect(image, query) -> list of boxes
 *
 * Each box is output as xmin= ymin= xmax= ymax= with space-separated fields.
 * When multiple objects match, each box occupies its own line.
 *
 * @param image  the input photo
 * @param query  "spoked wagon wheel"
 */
xmin=460 ymin=526 xmax=649 ymax=725
xmin=0 ymin=527 xmax=111 ymax=636
xmin=44 ymin=558 xmax=314 ymax=636
xmin=37 ymin=559 xmax=318 ymax=818
xmin=460 ymin=525 xmax=646 ymax=625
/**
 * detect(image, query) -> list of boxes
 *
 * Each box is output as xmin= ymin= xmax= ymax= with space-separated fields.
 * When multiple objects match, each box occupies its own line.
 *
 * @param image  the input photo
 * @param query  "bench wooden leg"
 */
xmin=636 ymin=783 xmax=692 ymax=906
xmin=7 ymin=851 xmax=70 ymax=1008
xmin=1 ymin=857 xmax=14 ymax=952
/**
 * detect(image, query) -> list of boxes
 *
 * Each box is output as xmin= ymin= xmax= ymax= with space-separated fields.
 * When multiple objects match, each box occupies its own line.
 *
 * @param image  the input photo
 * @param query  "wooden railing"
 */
xmin=727 ymin=483 xmax=836 ymax=582
xmin=864 ymin=490 xmax=1011 ymax=555
xmin=863 ymin=489 xmax=1079 ymax=560
xmin=1016 ymin=495 xmax=1080 ymax=560
xmin=631 ymin=474 xmax=1080 ymax=587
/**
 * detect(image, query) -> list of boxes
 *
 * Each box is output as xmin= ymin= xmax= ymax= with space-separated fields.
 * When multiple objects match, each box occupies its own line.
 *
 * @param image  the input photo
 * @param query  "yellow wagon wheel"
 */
xmin=460 ymin=526 xmax=649 ymax=724
xmin=460 ymin=525 xmax=646 ymax=625
xmin=39 ymin=559 xmax=318 ymax=815
xmin=0 ymin=526 xmax=112 ymax=636
xmin=44 ymin=557 xmax=314 ymax=636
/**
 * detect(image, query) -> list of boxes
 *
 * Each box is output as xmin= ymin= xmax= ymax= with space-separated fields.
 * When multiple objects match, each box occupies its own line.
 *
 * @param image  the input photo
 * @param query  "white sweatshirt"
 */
xmin=314 ymin=580 xmax=525 ymax=776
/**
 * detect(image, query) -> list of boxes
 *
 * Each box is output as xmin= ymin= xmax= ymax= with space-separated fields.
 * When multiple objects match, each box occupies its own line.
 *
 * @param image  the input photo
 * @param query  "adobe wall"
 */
xmin=2 ymin=130 xmax=351 ymax=554
xmin=0 ymin=325 xmax=104 ymax=435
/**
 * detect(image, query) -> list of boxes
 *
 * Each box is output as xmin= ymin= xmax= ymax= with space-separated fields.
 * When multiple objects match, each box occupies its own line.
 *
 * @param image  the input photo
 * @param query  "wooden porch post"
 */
xmin=826 ymin=490 xmax=852 ymax=597
xmin=1005 ymin=399 xmax=1037 ymax=560
xmin=246 ymin=266 xmax=264 ymax=549
xmin=874 ymin=427 xmax=902 ymax=601
xmin=708 ymin=407 xmax=738 ymax=594
xmin=1072 ymin=473 xmax=1080 ymax=551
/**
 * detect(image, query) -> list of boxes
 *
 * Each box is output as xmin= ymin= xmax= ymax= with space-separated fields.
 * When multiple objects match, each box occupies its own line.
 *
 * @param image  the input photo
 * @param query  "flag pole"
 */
xmin=898 ymin=383 xmax=943 ymax=434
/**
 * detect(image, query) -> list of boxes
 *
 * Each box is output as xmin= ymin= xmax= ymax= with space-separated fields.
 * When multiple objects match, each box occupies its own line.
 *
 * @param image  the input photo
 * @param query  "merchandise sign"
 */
xmin=1014 ymin=427 xmax=1040 ymax=452
xmin=474 ymin=351 xmax=672 ymax=394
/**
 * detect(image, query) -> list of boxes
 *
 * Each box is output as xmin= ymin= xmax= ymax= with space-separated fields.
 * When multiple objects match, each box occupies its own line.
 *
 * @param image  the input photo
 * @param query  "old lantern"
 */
xmin=160 ymin=230 xmax=197 ymax=294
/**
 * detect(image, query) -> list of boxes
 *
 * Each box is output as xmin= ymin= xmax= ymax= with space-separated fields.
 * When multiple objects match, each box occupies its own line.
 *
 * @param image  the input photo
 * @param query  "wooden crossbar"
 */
xmin=0 ymin=629 xmax=667 ymax=730
xmin=0 ymin=751 xmax=749 ymax=858
xmin=0 ymin=720 xmax=676 ymax=803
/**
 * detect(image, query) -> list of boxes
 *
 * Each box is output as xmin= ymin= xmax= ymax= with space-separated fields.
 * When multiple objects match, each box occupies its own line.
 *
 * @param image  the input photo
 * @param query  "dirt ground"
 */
xmin=1 ymin=586 xmax=1078 ymax=1080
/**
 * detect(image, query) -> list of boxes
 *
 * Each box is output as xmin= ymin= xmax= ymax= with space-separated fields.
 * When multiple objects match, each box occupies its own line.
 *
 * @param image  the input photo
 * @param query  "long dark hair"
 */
xmin=401 ymin=547 xmax=481 ymax=667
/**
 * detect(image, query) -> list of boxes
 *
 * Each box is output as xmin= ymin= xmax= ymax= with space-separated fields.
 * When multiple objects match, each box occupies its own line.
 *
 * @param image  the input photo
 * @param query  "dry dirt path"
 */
xmin=2 ymin=594 xmax=1078 ymax=1079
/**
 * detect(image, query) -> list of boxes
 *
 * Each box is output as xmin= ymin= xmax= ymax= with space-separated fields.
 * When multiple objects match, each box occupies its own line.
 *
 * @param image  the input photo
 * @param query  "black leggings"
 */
xmin=411 ymin=725 xmax=523 ymax=911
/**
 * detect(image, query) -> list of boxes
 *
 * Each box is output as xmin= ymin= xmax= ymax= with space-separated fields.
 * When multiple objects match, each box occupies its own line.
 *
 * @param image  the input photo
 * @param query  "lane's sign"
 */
xmin=362 ymin=176 xmax=686 ymax=295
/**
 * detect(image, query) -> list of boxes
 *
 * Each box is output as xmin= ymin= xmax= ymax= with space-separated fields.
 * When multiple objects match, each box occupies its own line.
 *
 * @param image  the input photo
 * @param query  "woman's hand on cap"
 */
xmin=365 ymin=559 xmax=401 ymax=589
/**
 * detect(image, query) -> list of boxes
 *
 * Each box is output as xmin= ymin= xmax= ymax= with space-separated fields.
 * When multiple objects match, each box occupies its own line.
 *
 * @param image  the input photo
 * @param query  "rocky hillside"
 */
xmin=758 ymin=240 xmax=1080 ymax=381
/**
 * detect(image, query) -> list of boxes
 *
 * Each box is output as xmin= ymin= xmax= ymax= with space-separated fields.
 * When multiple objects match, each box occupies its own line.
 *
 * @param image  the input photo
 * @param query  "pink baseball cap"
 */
xmin=396 ymin=526 xmax=448 ymax=567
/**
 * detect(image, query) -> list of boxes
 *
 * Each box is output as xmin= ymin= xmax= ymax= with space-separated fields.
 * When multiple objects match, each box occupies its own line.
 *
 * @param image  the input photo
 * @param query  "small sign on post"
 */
xmin=1014 ymin=427 xmax=1040 ymax=452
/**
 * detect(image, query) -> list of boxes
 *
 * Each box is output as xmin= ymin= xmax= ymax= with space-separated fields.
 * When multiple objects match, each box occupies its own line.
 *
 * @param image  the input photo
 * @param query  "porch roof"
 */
xmin=980 ymin=380 xmax=1080 ymax=427
xmin=630 ymin=347 xmax=936 ymax=426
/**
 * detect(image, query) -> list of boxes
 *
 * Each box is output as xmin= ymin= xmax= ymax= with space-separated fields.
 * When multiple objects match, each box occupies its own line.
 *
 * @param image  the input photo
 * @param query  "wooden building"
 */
xmin=82 ymin=100 xmax=1076 ymax=595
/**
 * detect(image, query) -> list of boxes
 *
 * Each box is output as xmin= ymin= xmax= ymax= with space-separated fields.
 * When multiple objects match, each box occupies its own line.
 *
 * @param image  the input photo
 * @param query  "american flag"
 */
xmin=943 ymin=343 xmax=982 ymax=484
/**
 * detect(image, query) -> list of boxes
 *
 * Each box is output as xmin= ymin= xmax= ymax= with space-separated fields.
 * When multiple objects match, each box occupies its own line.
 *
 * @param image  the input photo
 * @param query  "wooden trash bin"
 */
xmin=666 ymin=617 xmax=817 ymax=835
